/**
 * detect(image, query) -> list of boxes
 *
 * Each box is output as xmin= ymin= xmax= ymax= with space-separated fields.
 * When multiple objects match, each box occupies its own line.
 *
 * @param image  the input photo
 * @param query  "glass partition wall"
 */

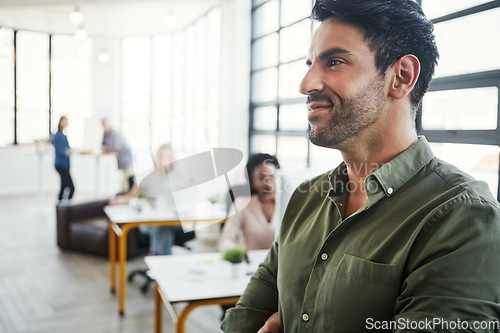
xmin=249 ymin=0 xmax=500 ymax=200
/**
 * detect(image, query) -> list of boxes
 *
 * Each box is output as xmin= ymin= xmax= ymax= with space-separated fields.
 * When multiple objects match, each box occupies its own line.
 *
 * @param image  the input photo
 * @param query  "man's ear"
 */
xmin=387 ymin=55 xmax=420 ymax=100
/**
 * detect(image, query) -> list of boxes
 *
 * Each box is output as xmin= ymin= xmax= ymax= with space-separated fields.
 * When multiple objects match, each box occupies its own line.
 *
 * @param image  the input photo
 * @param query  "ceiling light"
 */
xmin=75 ymin=27 xmax=88 ymax=40
xmin=163 ymin=13 xmax=178 ymax=29
xmin=69 ymin=8 xmax=84 ymax=25
xmin=98 ymin=50 xmax=110 ymax=63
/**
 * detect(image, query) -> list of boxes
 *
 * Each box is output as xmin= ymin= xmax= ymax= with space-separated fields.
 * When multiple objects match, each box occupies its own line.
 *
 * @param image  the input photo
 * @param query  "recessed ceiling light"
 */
xmin=69 ymin=8 xmax=84 ymax=25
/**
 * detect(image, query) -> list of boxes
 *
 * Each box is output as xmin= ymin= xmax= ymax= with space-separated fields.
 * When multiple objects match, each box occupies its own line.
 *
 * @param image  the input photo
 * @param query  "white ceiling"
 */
xmin=0 ymin=0 xmax=223 ymax=37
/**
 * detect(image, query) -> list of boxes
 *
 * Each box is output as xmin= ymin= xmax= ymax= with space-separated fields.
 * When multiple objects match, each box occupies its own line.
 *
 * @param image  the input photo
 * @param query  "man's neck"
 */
xmin=340 ymin=128 xmax=418 ymax=218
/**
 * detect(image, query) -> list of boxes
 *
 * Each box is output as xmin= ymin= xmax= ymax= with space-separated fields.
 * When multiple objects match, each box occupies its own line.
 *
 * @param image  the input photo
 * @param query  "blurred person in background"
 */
xmin=101 ymin=118 xmax=135 ymax=195
xmin=52 ymin=116 xmax=74 ymax=204
xmin=218 ymin=153 xmax=281 ymax=252
xmin=110 ymin=143 xmax=194 ymax=255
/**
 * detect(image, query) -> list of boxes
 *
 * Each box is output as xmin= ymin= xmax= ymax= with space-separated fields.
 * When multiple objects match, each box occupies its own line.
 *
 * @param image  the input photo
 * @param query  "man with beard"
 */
xmin=221 ymin=0 xmax=500 ymax=332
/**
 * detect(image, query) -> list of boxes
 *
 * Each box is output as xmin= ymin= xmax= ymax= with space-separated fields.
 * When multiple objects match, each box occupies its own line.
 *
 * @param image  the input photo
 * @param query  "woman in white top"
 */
xmin=218 ymin=153 xmax=280 ymax=251
xmin=110 ymin=144 xmax=194 ymax=255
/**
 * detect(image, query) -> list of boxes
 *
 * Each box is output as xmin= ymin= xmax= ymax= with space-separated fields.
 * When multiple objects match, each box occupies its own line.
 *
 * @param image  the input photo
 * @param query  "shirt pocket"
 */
xmin=323 ymin=253 xmax=401 ymax=331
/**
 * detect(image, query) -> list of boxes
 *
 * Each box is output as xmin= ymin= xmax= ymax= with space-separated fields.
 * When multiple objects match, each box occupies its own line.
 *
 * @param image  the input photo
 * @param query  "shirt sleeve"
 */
xmin=394 ymin=196 xmax=500 ymax=332
xmin=221 ymin=241 xmax=280 ymax=332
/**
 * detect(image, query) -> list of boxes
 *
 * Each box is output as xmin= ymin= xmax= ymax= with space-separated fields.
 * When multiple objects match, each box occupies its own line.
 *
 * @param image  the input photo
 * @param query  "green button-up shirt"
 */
xmin=222 ymin=137 xmax=500 ymax=333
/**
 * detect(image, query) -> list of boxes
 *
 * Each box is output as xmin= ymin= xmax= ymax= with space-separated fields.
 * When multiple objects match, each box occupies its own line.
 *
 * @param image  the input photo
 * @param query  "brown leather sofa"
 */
xmin=56 ymin=199 xmax=149 ymax=258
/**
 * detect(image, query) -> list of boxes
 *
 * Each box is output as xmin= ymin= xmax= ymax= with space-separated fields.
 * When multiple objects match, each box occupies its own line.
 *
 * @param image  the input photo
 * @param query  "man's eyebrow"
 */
xmin=306 ymin=47 xmax=352 ymax=64
xmin=318 ymin=47 xmax=352 ymax=61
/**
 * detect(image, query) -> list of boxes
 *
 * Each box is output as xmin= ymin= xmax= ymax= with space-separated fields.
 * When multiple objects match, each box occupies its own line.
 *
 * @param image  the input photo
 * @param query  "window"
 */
xmin=151 ymin=34 xmax=173 ymax=150
xmin=249 ymin=0 xmax=315 ymax=173
xmin=121 ymin=8 xmax=222 ymax=179
xmin=418 ymin=0 xmax=500 ymax=199
xmin=0 ymin=28 xmax=14 ymax=146
xmin=0 ymin=29 xmax=92 ymax=148
xmin=51 ymin=35 xmax=92 ymax=148
xmin=16 ymin=31 xmax=49 ymax=144
xmin=122 ymin=36 xmax=152 ymax=152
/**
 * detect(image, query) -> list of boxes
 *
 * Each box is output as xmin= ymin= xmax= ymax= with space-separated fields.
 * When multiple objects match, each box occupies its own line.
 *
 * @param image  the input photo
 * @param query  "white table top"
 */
xmin=104 ymin=203 xmax=227 ymax=224
xmin=145 ymin=250 xmax=269 ymax=303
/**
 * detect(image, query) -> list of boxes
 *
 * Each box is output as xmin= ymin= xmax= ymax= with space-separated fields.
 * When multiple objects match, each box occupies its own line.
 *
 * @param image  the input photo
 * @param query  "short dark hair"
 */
xmin=246 ymin=153 xmax=280 ymax=195
xmin=312 ymin=0 xmax=439 ymax=111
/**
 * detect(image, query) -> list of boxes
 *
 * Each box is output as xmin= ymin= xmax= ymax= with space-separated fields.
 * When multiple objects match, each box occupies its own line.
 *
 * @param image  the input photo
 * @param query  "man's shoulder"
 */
xmin=289 ymin=169 xmax=334 ymax=201
xmin=298 ymin=169 xmax=332 ymax=186
xmin=426 ymin=157 xmax=498 ymax=207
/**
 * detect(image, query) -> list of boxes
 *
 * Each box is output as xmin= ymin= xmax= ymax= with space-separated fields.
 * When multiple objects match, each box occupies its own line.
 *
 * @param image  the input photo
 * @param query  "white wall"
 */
xmin=0 ymin=145 xmax=58 ymax=198
xmin=0 ymin=145 xmax=120 ymax=200
xmin=218 ymin=0 xmax=251 ymax=156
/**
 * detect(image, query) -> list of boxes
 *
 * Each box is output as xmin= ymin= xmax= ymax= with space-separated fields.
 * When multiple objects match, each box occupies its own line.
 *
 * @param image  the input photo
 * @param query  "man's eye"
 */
xmin=329 ymin=59 xmax=343 ymax=67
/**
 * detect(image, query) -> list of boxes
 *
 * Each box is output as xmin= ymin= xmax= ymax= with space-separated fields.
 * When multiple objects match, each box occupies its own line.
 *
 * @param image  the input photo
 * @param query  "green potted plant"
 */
xmin=222 ymin=245 xmax=247 ymax=278
xmin=208 ymin=193 xmax=223 ymax=206
xmin=131 ymin=190 xmax=149 ymax=213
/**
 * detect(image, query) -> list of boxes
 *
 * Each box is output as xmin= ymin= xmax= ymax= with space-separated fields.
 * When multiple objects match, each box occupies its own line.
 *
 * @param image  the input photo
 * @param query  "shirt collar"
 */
xmin=328 ymin=162 xmax=348 ymax=194
xmin=327 ymin=136 xmax=434 ymax=199
xmin=367 ymin=136 xmax=434 ymax=197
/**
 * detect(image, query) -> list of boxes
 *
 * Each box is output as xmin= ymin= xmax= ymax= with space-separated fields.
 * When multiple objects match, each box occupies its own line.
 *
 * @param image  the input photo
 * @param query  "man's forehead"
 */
xmin=308 ymin=18 xmax=369 ymax=59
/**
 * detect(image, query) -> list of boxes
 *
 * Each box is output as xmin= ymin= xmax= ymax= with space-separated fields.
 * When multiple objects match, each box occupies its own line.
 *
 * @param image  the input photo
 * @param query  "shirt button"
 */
xmin=302 ymin=313 xmax=309 ymax=322
xmin=387 ymin=187 xmax=394 ymax=195
xmin=321 ymin=253 xmax=328 ymax=261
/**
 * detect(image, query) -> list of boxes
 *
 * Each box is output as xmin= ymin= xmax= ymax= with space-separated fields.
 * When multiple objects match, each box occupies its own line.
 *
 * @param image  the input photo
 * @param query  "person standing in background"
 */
xmin=101 ymin=118 xmax=135 ymax=195
xmin=52 ymin=116 xmax=74 ymax=203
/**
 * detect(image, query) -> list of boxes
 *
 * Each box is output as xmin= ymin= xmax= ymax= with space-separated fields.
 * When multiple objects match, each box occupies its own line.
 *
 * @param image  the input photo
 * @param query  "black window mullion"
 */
xmin=431 ymin=0 xmax=500 ymax=24
xmin=13 ymin=30 xmax=17 ymax=145
xmin=48 ymin=34 xmax=52 ymax=137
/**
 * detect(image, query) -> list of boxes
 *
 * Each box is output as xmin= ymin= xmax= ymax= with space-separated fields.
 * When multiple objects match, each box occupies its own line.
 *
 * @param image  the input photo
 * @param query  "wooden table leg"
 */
xmin=109 ymin=222 xmax=116 ymax=294
xmin=118 ymin=225 xmax=129 ymax=316
xmin=155 ymin=284 xmax=162 ymax=333
xmin=176 ymin=297 xmax=239 ymax=333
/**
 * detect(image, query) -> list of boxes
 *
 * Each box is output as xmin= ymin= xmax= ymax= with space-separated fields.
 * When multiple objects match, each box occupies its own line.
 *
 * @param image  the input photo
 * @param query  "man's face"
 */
xmin=300 ymin=18 xmax=388 ymax=150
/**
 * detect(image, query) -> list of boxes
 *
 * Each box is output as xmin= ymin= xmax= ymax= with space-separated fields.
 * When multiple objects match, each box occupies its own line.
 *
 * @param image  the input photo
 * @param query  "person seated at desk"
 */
xmin=110 ymin=143 xmax=194 ymax=255
xmin=218 ymin=153 xmax=281 ymax=252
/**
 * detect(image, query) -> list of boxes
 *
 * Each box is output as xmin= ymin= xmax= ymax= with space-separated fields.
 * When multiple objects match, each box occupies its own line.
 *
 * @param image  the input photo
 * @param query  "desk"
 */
xmin=145 ymin=250 xmax=268 ymax=333
xmin=104 ymin=204 xmax=226 ymax=316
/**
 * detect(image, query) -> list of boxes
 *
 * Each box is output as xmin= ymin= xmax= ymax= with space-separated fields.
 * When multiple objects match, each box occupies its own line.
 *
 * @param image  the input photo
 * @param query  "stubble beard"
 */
xmin=308 ymin=75 xmax=386 ymax=149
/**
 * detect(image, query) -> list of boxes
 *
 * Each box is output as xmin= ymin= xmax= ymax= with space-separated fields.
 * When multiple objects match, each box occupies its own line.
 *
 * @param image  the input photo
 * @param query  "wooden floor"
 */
xmin=0 ymin=195 xmax=223 ymax=333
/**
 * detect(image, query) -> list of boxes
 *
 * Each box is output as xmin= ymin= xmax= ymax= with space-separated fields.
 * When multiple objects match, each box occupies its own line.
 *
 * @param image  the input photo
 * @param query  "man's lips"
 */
xmin=307 ymin=102 xmax=333 ymax=114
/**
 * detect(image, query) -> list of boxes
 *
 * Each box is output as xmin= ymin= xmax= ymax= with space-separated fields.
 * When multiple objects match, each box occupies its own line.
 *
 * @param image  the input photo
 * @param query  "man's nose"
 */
xmin=299 ymin=64 xmax=324 ymax=95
